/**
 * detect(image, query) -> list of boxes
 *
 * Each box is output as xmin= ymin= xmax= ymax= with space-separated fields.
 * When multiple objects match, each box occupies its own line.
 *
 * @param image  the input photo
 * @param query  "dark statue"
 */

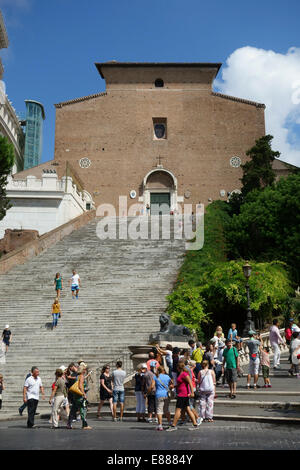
xmin=149 ymin=313 xmax=192 ymax=343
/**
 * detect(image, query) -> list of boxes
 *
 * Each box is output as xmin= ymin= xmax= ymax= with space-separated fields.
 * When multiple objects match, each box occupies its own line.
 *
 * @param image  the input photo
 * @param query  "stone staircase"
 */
xmin=0 ymin=216 xmax=186 ymax=418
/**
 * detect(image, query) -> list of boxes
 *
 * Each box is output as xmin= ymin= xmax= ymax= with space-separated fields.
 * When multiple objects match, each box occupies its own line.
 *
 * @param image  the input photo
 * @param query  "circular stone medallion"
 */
xmin=79 ymin=157 xmax=91 ymax=169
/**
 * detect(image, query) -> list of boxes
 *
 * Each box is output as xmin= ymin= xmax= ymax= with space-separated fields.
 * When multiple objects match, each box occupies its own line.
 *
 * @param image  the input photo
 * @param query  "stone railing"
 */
xmin=6 ymin=174 xmax=91 ymax=211
xmin=238 ymin=328 xmax=288 ymax=365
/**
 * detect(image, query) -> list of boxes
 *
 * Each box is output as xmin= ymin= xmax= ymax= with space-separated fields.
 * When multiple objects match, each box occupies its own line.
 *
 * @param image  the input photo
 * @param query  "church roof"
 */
xmin=272 ymin=159 xmax=299 ymax=171
xmin=212 ymin=91 xmax=266 ymax=108
xmin=54 ymin=92 xmax=107 ymax=108
xmin=95 ymin=61 xmax=222 ymax=79
xmin=13 ymin=161 xmax=56 ymax=179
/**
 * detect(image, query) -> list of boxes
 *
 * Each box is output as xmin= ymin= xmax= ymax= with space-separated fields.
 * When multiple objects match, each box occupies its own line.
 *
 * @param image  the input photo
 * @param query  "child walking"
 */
xmin=54 ymin=273 xmax=63 ymax=298
xmin=260 ymin=346 xmax=271 ymax=388
xmin=51 ymin=298 xmax=61 ymax=329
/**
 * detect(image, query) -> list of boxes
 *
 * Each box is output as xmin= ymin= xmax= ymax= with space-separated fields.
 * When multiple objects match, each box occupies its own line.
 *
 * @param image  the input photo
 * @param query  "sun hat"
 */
xmin=59 ymin=365 xmax=66 ymax=372
xmin=5 ymin=325 xmax=9 ymax=329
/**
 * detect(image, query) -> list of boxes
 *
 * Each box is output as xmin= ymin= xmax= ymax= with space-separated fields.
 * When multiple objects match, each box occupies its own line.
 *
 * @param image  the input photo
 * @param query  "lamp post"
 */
xmin=242 ymin=262 xmax=255 ymax=337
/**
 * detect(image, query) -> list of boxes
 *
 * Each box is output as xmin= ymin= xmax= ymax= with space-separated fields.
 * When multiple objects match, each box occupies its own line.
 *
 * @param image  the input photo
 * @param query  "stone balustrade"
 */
xmin=238 ymin=328 xmax=288 ymax=365
xmin=6 ymin=174 xmax=90 ymax=210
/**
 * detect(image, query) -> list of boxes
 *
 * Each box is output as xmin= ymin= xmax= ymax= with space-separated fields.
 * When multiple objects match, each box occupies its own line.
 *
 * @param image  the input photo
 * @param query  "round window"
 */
xmin=155 ymin=78 xmax=164 ymax=88
xmin=79 ymin=157 xmax=91 ymax=169
xmin=230 ymin=156 xmax=242 ymax=168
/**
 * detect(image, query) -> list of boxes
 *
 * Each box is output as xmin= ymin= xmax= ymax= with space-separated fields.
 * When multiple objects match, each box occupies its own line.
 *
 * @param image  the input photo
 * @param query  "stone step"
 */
xmin=0 ymin=216 xmax=186 ymax=419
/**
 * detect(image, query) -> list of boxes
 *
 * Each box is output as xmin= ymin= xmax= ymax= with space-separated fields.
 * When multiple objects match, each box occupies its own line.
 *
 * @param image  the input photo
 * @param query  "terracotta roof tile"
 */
xmin=212 ymin=91 xmax=265 ymax=108
xmin=54 ymin=92 xmax=107 ymax=108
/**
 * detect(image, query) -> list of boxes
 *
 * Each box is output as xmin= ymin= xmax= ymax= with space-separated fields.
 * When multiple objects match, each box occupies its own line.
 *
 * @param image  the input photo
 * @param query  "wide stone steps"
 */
xmin=0 ymin=216 xmax=186 ymax=418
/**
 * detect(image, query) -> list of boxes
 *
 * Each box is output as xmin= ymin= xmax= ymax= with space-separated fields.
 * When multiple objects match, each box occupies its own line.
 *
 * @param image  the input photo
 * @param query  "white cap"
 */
xmin=5 ymin=325 xmax=9 ymax=329
xmin=59 ymin=365 xmax=66 ymax=371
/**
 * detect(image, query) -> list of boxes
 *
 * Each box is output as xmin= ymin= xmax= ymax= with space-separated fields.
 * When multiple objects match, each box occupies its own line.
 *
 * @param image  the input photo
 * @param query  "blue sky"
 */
xmin=1 ymin=0 xmax=300 ymax=165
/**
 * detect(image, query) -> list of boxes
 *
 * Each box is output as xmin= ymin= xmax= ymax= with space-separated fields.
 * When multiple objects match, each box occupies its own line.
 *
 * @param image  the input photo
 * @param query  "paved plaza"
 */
xmin=0 ymin=416 xmax=299 ymax=451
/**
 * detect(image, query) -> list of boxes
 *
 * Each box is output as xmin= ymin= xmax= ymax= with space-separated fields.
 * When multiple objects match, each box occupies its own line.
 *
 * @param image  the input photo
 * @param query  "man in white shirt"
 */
xmin=23 ymin=367 xmax=45 ymax=428
xmin=69 ymin=270 xmax=81 ymax=299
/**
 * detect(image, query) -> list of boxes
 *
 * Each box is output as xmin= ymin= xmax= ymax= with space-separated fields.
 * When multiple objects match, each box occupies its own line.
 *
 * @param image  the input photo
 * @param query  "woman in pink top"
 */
xmin=166 ymin=362 xmax=199 ymax=432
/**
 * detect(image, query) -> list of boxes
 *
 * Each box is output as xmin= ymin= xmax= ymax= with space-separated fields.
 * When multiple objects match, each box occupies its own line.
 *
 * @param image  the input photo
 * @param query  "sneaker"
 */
xmin=153 ymin=418 xmax=158 ymax=423
xmin=189 ymin=425 xmax=200 ymax=431
xmin=19 ymin=408 xmax=23 ymax=416
xmin=196 ymin=417 xmax=203 ymax=426
xmin=268 ymin=384 xmax=272 ymax=387
xmin=147 ymin=418 xmax=153 ymax=423
xmin=113 ymin=418 xmax=119 ymax=422
xmin=156 ymin=425 xmax=164 ymax=431
xmin=166 ymin=426 xmax=177 ymax=432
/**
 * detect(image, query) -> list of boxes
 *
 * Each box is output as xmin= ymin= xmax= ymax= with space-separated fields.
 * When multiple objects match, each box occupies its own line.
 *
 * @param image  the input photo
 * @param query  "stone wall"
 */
xmin=0 ymin=209 xmax=96 ymax=274
xmin=0 ymin=228 xmax=39 ymax=255
xmin=53 ymin=64 xmax=266 ymax=214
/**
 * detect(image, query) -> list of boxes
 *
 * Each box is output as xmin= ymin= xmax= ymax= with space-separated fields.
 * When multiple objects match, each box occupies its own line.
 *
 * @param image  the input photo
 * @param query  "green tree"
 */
xmin=198 ymin=260 xmax=293 ymax=332
xmin=241 ymin=134 xmax=280 ymax=197
xmin=167 ymin=284 xmax=210 ymax=341
xmin=226 ymin=173 xmax=300 ymax=281
xmin=0 ymin=135 xmax=15 ymax=221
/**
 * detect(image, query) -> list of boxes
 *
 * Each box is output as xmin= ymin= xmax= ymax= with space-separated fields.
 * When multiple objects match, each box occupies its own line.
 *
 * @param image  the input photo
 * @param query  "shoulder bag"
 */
xmin=69 ymin=380 xmax=84 ymax=396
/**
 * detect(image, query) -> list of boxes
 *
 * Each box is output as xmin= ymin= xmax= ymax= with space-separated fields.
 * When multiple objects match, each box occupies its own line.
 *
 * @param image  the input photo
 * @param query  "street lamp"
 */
xmin=242 ymin=261 xmax=255 ymax=337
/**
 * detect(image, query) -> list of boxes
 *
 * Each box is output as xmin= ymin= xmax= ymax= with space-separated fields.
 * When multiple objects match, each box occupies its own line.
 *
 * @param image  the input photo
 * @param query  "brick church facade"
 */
xmin=53 ymin=62 xmax=266 ymax=214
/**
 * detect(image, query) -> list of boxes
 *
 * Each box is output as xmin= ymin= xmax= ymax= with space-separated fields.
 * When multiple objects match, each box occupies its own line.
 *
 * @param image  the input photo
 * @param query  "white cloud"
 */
xmin=214 ymin=46 xmax=300 ymax=167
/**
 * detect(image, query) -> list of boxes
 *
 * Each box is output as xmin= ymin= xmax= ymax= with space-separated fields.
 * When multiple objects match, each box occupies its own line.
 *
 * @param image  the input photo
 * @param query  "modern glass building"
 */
xmin=24 ymin=100 xmax=45 ymax=170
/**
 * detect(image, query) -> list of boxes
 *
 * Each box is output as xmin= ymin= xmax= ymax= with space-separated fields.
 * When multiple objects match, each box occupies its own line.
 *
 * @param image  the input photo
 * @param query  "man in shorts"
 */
xmin=69 ymin=270 xmax=81 ymax=299
xmin=112 ymin=361 xmax=126 ymax=422
xmin=222 ymin=339 xmax=240 ymax=399
xmin=245 ymin=330 xmax=262 ymax=389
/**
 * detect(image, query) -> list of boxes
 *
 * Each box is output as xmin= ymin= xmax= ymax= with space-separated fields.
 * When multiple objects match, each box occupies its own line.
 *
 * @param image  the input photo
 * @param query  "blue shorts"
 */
xmin=113 ymin=390 xmax=125 ymax=403
xmin=71 ymin=284 xmax=79 ymax=292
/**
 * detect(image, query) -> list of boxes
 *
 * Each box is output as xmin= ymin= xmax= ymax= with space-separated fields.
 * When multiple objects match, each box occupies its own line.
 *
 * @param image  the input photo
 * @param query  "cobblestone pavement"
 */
xmin=0 ymin=417 xmax=300 ymax=450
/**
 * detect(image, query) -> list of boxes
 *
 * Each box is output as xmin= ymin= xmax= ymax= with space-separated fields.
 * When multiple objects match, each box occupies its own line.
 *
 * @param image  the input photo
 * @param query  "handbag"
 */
xmin=69 ymin=380 xmax=84 ymax=396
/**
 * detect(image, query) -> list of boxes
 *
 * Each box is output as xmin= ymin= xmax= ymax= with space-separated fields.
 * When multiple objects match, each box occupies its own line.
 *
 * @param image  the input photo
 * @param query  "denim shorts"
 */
xmin=113 ymin=390 xmax=125 ymax=403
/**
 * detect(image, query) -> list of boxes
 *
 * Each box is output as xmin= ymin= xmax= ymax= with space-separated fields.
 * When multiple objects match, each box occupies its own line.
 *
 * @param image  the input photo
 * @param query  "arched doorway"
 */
xmin=143 ymin=169 xmax=177 ymax=215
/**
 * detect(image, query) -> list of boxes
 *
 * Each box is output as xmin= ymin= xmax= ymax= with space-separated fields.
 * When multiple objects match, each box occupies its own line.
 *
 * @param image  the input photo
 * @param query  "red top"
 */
xmin=285 ymin=328 xmax=292 ymax=341
xmin=176 ymin=371 xmax=190 ymax=397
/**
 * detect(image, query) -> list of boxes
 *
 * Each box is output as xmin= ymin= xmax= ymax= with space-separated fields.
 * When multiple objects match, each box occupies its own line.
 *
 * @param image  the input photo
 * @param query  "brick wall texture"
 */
xmin=53 ymin=63 xmax=266 ymax=213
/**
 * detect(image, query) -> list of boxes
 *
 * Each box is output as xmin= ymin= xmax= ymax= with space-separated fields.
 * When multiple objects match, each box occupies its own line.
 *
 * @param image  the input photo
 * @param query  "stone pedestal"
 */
xmin=128 ymin=345 xmax=153 ymax=371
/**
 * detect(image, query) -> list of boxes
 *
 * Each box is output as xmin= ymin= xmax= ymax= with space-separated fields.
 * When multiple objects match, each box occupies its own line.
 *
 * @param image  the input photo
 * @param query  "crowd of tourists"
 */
xmin=1 ymin=267 xmax=300 ymax=431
